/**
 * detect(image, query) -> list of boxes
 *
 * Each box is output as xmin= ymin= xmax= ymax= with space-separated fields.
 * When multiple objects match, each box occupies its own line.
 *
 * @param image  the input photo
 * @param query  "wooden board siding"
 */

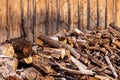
xmin=8 ymin=0 xmax=21 ymax=39
xmin=98 ymin=0 xmax=106 ymax=28
xmin=48 ymin=0 xmax=57 ymax=34
xmin=107 ymin=0 xmax=114 ymax=28
xmin=89 ymin=0 xmax=97 ymax=30
xmin=80 ymin=0 xmax=88 ymax=31
xmin=0 ymin=0 xmax=119 ymax=43
xmin=70 ymin=0 xmax=78 ymax=30
xmin=59 ymin=0 xmax=68 ymax=31
xmin=0 ymin=0 xmax=7 ymax=42
xmin=115 ymin=0 xmax=120 ymax=27
xmin=35 ymin=0 xmax=46 ymax=37
xmin=22 ymin=0 xmax=35 ymax=41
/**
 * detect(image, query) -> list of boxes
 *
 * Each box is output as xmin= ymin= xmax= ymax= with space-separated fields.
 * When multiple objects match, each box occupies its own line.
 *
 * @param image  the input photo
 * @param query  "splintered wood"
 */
xmin=1 ymin=23 xmax=120 ymax=80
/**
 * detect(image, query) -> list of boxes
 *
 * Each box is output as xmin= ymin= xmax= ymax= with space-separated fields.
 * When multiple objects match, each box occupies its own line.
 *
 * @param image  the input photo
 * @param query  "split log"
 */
xmin=1 ymin=36 xmax=32 ymax=57
xmin=72 ymin=36 xmax=81 ymax=51
xmin=38 ymin=33 xmax=65 ymax=48
xmin=112 ymin=38 xmax=120 ymax=48
xmin=20 ymin=67 xmax=42 ymax=80
xmin=66 ymin=44 xmax=80 ymax=59
xmin=70 ymin=56 xmax=87 ymax=69
xmin=70 ymin=56 xmax=95 ymax=75
xmin=43 ymin=47 xmax=70 ymax=59
xmin=55 ymin=62 xmax=93 ymax=75
xmin=104 ymin=55 xmax=118 ymax=77
xmin=0 ymin=44 xmax=15 ymax=57
xmin=108 ymin=26 xmax=120 ymax=38
xmin=32 ymin=54 xmax=53 ymax=74
xmin=95 ymin=75 xmax=112 ymax=80
xmin=109 ymin=23 xmax=120 ymax=32
xmin=85 ymin=50 xmax=106 ymax=68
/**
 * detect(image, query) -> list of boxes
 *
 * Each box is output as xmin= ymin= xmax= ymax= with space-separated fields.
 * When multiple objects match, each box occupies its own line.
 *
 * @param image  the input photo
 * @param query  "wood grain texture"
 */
xmin=0 ymin=0 xmax=7 ymax=43
xmin=98 ymin=0 xmax=105 ymax=28
xmin=22 ymin=0 xmax=34 ymax=41
xmin=107 ymin=0 xmax=114 ymax=28
xmin=51 ymin=0 xmax=57 ymax=34
xmin=70 ymin=0 xmax=78 ymax=30
xmin=59 ymin=0 xmax=68 ymax=31
xmin=35 ymin=0 xmax=46 ymax=37
xmin=48 ymin=0 xmax=53 ymax=34
xmin=8 ymin=0 xmax=21 ymax=39
xmin=80 ymin=0 xmax=88 ymax=31
xmin=90 ymin=0 xmax=97 ymax=30
xmin=115 ymin=0 xmax=120 ymax=27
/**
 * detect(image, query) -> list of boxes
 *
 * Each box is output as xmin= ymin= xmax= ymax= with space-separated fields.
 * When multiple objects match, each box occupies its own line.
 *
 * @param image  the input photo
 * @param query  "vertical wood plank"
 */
xmin=51 ymin=0 xmax=57 ymax=33
xmin=98 ymin=0 xmax=105 ymax=28
xmin=90 ymin=0 xmax=97 ymax=30
xmin=0 ymin=0 xmax=7 ymax=43
xmin=80 ymin=0 xmax=88 ymax=31
xmin=115 ymin=0 xmax=120 ymax=27
xmin=8 ymin=0 xmax=21 ymax=39
xmin=107 ymin=0 xmax=114 ymax=28
xmin=48 ymin=0 xmax=52 ymax=34
xmin=70 ymin=0 xmax=78 ymax=30
xmin=22 ymin=0 xmax=34 ymax=41
xmin=59 ymin=0 xmax=68 ymax=31
xmin=22 ymin=0 xmax=28 ymax=37
xmin=35 ymin=0 xmax=45 ymax=38
xmin=45 ymin=0 xmax=49 ymax=34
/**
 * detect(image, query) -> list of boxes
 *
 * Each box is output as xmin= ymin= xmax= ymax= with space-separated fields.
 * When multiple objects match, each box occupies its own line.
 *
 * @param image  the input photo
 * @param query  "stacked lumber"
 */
xmin=1 ymin=23 xmax=120 ymax=80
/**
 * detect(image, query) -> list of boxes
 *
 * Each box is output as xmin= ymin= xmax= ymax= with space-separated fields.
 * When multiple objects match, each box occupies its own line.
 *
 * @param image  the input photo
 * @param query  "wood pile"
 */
xmin=1 ymin=23 xmax=120 ymax=80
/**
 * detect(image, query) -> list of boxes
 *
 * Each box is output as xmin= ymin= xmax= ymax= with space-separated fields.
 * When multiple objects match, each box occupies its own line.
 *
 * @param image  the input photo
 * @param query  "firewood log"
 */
xmin=21 ymin=67 xmax=42 ymax=80
xmin=66 ymin=44 xmax=80 ymax=59
xmin=105 ymin=55 xmax=118 ymax=78
xmin=55 ymin=62 xmax=93 ymax=75
xmin=32 ymin=54 xmax=53 ymax=74
xmin=1 ymin=36 xmax=32 ymax=58
xmin=70 ymin=56 xmax=95 ymax=75
xmin=109 ymin=23 xmax=120 ymax=32
xmin=38 ymin=33 xmax=65 ymax=48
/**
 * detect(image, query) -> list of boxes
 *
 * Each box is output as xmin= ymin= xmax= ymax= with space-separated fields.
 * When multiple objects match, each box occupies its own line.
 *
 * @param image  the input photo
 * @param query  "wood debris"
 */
xmin=1 ymin=23 xmax=120 ymax=79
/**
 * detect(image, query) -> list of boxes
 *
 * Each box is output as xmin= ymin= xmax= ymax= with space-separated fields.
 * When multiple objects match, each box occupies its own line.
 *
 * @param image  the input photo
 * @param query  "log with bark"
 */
xmin=1 ymin=23 xmax=120 ymax=79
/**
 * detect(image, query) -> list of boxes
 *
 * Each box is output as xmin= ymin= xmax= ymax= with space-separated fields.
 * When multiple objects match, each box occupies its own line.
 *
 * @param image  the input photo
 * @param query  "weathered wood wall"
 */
xmin=0 ymin=0 xmax=119 ymax=42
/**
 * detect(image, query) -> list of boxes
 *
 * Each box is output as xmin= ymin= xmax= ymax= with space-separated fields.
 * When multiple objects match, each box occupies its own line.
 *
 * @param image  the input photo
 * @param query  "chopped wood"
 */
xmin=66 ymin=44 xmax=80 ymax=59
xmin=70 ymin=56 xmax=95 ymax=75
xmin=95 ymin=75 xmax=112 ymax=80
xmin=38 ymin=33 xmax=65 ymax=48
xmin=1 ymin=23 xmax=120 ymax=79
xmin=109 ymin=23 xmax=120 ymax=32
xmin=0 ymin=44 xmax=15 ymax=57
xmin=105 ymin=55 xmax=118 ymax=78
xmin=21 ymin=67 xmax=42 ymax=80
xmin=55 ymin=62 xmax=93 ymax=75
